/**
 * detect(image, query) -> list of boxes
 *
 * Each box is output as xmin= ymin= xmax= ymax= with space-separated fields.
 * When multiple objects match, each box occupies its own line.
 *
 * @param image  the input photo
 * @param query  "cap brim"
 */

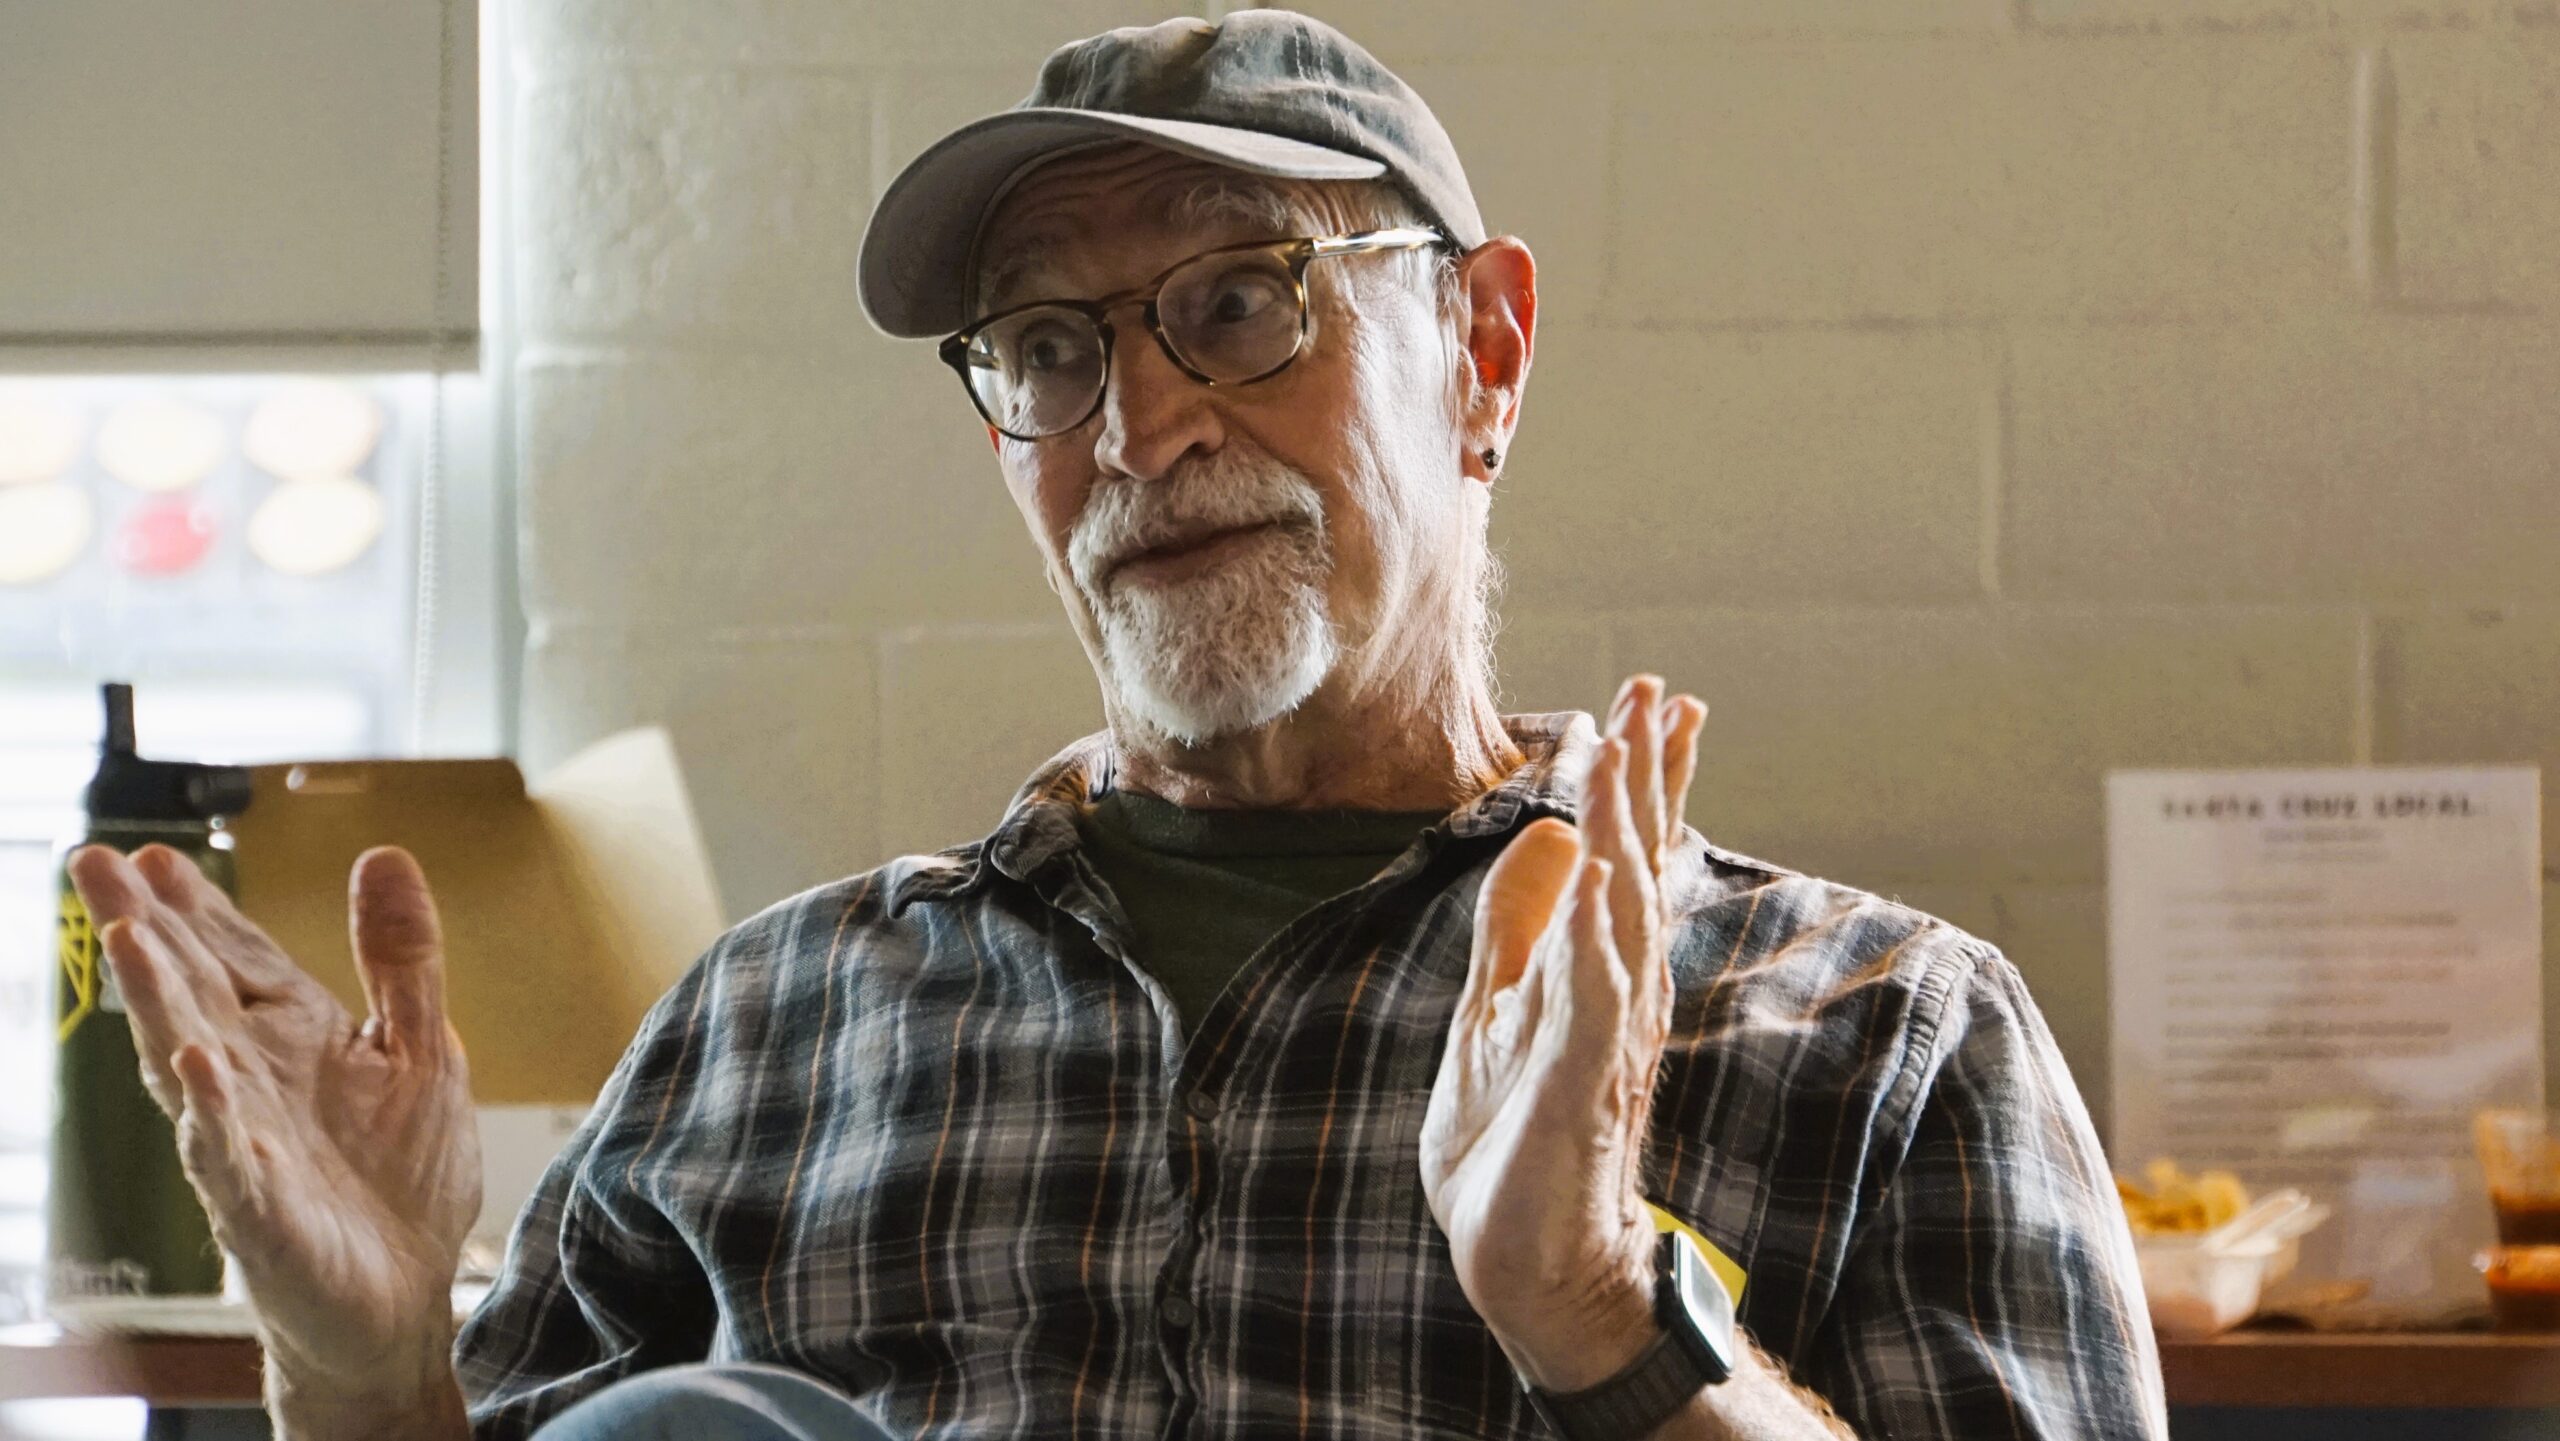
xmin=858 ymin=108 xmax=1388 ymax=338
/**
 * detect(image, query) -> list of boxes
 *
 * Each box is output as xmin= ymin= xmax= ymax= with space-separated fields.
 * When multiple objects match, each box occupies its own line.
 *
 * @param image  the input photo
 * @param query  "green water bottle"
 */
xmin=48 ymin=682 xmax=254 ymax=1299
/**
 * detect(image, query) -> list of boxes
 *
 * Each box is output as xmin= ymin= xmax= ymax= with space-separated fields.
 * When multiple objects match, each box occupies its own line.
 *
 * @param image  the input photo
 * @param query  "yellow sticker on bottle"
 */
xmin=1647 ymin=1201 xmax=1747 ymax=1307
xmin=57 ymin=886 xmax=100 ymax=1043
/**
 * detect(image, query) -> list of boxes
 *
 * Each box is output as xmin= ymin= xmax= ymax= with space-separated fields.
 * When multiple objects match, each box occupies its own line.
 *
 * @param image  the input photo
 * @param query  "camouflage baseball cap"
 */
xmin=857 ymin=10 xmax=1485 ymax=338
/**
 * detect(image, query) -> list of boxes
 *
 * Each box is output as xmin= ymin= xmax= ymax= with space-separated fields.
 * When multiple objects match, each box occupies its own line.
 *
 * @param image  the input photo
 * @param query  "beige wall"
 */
xmin=508 ymin=0 xmax=2560 ymax=1135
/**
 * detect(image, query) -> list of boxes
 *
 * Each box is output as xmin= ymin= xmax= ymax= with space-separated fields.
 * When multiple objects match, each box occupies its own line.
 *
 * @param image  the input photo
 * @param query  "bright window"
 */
xmin=0 ymin=374 xmax=501 ymax=1364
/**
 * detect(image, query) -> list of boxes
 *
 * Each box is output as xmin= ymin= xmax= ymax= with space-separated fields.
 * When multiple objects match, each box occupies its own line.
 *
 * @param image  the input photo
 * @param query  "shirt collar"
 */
xmin=884 ymin=711 xmax=1600 ymax=913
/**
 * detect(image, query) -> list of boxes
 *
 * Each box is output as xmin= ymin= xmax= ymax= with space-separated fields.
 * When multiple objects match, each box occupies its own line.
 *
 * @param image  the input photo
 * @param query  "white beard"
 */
xmin=1066 ymin=446 xmax=1339 ymax=746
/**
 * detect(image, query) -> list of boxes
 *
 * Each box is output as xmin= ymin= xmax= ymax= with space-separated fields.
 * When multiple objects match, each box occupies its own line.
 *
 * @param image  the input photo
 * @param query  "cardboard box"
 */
xmin=226 ymin=727 xmax=725 ymax=1108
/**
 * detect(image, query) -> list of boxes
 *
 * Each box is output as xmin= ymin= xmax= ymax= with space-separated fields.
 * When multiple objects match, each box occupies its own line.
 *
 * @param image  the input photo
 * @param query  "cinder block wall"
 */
xmin=510 ymin=1 xmax=2560 ymax=1135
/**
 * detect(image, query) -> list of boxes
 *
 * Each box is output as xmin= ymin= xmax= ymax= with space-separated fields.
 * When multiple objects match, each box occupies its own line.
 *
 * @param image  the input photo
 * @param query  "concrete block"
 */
xmin=517 ymin=350 xmax=1051 ymax=631
xmin=513 ymin=1 xmax=2001 ymax=94
xmin=1496 ymin=324 xmax=1991 ymax=608
xmin=517 ymin=73 xmax=873 ymax=347
xmin=877 ymin=621 xmax=1106 ymax=859
xmin=521 ymin=623 xmax=880 ymax=919
xmin=513 ymin=0 xmax=839 ymax=70
xmin=2006 ymin=315 xmax=2560 ymax=602
xmin=1613 ymin=40 xmax=2010 ymax=323
xmin=2025 ymin=0 xmax=2503 ymax=32
xmin=1992 ymin=36 xmax=2352 ymax=317
xmin=2393 ymin=34 xmax=2560 ymax=306
xmin=873 ymin=66 xmax=1038 ymax=209
xmin=1494 ymin=613 xmax=1620 ymax=718
xmin=1614 ymin=37 xmax=2349 ymax=323
xmin=1394 ymin=62 xmax=1613 ymax=319
xmin=1614 ymin=606 xmax=2364 ymax=885
xmin=516 ymin=0 xmax=1168 ymax=72
xmin=1988 ymin=885 xmax=2114 ymax=1143
xmin=2372 ymin=607 xmax=2560 ymax=865
xmin=1261 ymin=0 xmax=2008 ymax=66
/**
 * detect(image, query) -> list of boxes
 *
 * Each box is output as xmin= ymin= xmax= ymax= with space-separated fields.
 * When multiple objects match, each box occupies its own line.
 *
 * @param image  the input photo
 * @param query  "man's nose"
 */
xmin=1092 ymin=322 xmax=1221 ymax=482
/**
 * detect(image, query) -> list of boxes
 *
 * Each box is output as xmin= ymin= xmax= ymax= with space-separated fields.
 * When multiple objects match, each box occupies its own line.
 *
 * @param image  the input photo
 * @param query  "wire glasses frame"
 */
xmin=939 ymin=226 xmax=1449 ymax=442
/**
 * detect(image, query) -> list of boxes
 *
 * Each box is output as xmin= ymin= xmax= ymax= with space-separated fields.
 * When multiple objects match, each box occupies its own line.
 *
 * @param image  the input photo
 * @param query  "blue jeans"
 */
xmin=529 ymin=1362 xmax=900 ymax=1441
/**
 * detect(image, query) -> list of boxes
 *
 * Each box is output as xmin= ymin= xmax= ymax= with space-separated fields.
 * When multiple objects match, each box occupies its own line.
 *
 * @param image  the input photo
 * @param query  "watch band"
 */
xmin=1522 ymin=1326 xmax=1718 ymax=1441
xmin=1521 ymin=1229 xmax=1739 ymax=1441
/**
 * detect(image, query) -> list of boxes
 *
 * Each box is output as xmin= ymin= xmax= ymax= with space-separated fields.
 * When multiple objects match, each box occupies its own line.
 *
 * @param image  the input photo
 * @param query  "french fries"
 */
xmin=2117 ymin=1158 xmax=2251 ymax=1236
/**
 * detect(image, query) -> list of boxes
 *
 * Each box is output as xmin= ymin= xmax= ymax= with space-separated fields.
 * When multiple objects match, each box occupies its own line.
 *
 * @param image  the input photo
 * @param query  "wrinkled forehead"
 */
xmin=972 ymin=143 xmax=1356 ymax=313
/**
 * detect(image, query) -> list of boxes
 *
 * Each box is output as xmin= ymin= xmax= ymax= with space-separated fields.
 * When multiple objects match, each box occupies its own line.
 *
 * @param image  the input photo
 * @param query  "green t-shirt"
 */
xmin=1075 ymin=789 xmax=1445 ymax=1035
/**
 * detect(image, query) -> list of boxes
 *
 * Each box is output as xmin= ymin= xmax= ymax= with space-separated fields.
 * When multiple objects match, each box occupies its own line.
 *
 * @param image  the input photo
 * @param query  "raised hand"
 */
xmin=64 ymin=843 xmax=479 ymax=1422
xmin=1419 ymin=674 xmax=1708 ymax=1391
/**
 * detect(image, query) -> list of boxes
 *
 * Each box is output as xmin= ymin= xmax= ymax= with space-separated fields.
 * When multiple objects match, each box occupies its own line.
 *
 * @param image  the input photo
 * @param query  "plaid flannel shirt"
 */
xmin=456 ymin=711 xmax=2167 ymax=1439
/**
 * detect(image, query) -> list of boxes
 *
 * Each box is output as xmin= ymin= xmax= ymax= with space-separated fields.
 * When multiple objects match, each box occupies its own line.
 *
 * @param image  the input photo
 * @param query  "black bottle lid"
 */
xmin=82 ymin=683 xmax=255 ymax=825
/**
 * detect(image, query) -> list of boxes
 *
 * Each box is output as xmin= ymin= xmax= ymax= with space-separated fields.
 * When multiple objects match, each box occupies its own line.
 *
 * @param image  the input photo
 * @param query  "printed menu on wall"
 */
xmin=2109 ymin=766 xmax=2545 ymax=1324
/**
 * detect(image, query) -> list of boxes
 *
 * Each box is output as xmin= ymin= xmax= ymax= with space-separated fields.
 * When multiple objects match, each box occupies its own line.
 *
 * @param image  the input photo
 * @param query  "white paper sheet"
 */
xmin=2108 ymin=766 xmax=2544 ymax=1324
xmin=475 ymin=1104 xmax=591 ymax=1245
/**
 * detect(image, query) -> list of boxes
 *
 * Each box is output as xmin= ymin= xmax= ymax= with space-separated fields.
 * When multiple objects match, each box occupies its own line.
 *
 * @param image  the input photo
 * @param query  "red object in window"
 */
xmin=116 ymin=495 xmax=218 ymax=576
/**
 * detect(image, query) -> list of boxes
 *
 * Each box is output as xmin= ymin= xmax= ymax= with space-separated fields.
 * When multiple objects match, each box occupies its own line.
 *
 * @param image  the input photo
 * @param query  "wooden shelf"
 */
xmin=12 ymin=1320 xmax=2560 ymax=1413
xmin=2160 ymin=1328 xmax=2560 ymax=1409
xmin=0 ymin=1325 xmax=263 ymax=1406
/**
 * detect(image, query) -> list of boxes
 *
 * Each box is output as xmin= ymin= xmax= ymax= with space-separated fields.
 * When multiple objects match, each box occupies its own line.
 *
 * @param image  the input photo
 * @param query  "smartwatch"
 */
xmin=1522 ymin=1228 xmax=1739 ymax=1440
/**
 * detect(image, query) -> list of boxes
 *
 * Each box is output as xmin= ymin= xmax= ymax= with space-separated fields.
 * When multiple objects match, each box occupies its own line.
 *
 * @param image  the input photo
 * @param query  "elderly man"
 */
xmin=64 ymin=12 xmax=2165 ymax=1441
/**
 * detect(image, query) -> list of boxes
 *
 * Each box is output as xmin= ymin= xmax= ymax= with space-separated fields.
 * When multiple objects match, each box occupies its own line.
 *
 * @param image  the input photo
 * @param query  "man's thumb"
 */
xmin=1473 ymin=817 xmax=1581 ymax=993
xmin=348 ymin=845 xmax=448 ymax=1054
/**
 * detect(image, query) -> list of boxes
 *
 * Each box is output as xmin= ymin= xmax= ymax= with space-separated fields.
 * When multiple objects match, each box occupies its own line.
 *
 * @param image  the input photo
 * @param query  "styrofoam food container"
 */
xmin=2137 ymin=1232 xmax=2290 ymax=1339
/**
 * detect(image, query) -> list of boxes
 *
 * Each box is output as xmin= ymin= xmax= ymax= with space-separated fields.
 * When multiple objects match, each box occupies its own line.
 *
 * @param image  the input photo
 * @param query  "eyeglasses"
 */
xmin=939 ymin=227 xmax=1449 ymax=442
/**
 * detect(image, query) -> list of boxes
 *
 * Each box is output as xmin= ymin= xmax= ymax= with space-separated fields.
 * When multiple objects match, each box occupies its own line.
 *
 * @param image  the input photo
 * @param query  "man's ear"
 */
xmin=1457 ymin=236 xmax=1537 ymax=486
xmin=986 ymin=424 xmax=1003 ymax=453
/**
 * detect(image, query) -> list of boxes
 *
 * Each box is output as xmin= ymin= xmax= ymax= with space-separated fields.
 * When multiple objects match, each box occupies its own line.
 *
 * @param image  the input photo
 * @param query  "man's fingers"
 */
xmin=1545 ymin=855 xmax=1627 ymax=1068
xmin=1586 ymin=681 xmax=1666 ymax=876
xmin=100 ymin=912 xmax=233 ymax=1083
xmin=1621 ymin=676 xmax=1668 ymax=872
xmin=1662 ymin=695 xmax=1707 ymax=846
xmin=130 ymin=844 xmax=306 ymax=996
xmin=127 ymin=848 xmax=258 ymax=1015
xmin=170 ymin=1043 xmax=262 ymax=1227
xmin=66 ymin=845 xmax=156 ymax=928
xmin=83 ymin=847 xmax=268 ymax=1024
xmin=1579 ymin=737 xmax=1658 ymax=986
xmin=172 ymin=1042 xmax=233 ymax=1120
xmin=130 ymin=844 xmax=218 ymax=914
xmin=349 ymin=846 xmax=451 ymax=1059
xmin=96 ymin=920 xmax=191 ymax=1116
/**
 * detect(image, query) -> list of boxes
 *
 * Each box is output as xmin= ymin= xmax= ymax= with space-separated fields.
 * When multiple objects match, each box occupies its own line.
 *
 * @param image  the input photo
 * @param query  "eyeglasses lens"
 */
xmin=962 ymin=307 xmax=1107 ymax=439
xmin=1156 ymin=249 xmax=1304 ymax=385
xmin=962 ymin=249 xmax=1308 ymax=440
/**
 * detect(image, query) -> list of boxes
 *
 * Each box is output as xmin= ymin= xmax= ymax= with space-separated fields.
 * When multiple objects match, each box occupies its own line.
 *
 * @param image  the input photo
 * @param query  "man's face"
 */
xmin=971 ymin=144 xmax=1477 ymax=748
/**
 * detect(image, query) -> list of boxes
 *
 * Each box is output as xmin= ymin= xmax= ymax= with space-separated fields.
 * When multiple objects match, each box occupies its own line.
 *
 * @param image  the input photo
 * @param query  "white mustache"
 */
xmin=1065 ymin=450 xmax=1326 ymax=596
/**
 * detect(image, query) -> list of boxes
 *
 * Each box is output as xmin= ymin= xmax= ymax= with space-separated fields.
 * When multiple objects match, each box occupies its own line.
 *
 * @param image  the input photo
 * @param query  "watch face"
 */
xmin=1668 ymin=1231 xmax=1740 ymax=1366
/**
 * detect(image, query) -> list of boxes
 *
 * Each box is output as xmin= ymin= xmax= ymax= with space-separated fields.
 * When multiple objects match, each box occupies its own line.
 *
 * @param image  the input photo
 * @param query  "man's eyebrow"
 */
xmin=975 ymin=178 xmax=1309 ymax=315
xmin=1167 ymin=176 xmax=1299 ymax=236
xmin=977 ymin=221 xmax=1078 ymax=312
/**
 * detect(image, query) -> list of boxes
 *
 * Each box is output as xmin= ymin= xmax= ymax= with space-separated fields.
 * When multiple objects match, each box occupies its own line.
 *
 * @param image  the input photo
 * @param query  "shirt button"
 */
xmin=1184 ymin=1091 xmax=1218 ymax=1123
xmin=1162 ymin=1295 xmax=1198 ymax=1330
